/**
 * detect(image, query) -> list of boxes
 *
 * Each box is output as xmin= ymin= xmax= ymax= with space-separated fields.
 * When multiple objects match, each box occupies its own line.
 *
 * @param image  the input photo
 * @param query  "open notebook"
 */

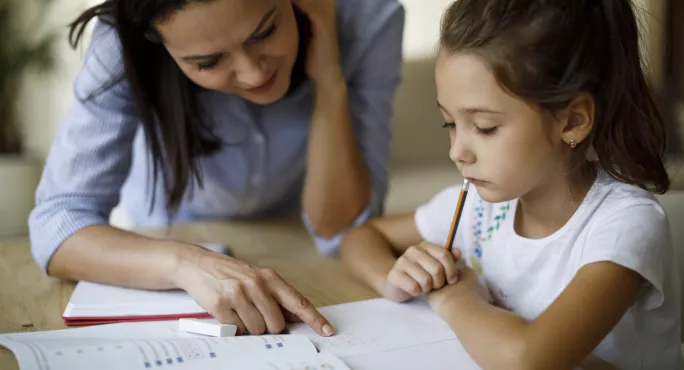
xmin=2 ymin=299 xmax=482 ymax=370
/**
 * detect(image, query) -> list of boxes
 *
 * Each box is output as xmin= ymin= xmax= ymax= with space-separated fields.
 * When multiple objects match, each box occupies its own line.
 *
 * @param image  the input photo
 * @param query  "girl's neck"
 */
xmin=514 ymin=162 xmax=597 ymax=239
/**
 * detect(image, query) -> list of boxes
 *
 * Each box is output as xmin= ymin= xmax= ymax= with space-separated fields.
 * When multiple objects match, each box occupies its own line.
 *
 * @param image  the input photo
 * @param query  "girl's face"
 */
xmin=435 ymin=52 xmax=571 ymax=203
xmin=157 ymin=0 xmax=299 ymax=105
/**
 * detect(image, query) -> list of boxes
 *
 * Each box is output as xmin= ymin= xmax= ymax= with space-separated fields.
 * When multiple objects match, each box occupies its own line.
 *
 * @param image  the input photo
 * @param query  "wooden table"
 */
xmin=0 ymin=217 xmax=379 ymax=370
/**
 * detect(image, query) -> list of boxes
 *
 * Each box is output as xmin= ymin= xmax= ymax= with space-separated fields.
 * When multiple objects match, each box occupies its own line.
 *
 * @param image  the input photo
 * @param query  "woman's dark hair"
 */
xmin=440 ymin=0 xmax=670 ymax=194
xmin=68 ymin=0 xmax=310 ymax=213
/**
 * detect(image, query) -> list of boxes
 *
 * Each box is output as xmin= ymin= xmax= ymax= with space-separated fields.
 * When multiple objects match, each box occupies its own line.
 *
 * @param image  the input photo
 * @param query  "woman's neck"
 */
xmin=514 ymin=162 xmax=597 ymax=239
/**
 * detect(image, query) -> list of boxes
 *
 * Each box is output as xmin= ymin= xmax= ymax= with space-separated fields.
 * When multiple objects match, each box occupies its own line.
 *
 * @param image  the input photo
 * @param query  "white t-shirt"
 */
xmin=415 ymin=171 xmax=683 ymax=369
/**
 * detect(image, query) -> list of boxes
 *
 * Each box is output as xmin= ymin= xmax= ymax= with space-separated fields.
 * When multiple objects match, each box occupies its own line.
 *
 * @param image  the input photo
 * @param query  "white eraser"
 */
xmin=178 ymin=318 xmax=237 ymax=337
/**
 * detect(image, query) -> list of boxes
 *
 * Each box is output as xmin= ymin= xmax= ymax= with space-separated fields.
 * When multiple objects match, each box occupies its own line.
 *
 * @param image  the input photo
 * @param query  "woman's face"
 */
xmin=156 ymin=0 xmax=300 ymax=105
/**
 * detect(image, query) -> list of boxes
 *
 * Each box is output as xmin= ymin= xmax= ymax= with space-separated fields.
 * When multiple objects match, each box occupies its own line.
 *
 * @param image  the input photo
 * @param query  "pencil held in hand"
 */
xmin=445 ymin=179 xmax=470 ymax=252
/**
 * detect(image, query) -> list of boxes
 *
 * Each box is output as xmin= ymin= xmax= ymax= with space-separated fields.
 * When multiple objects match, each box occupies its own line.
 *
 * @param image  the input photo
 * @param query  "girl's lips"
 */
xmin=465 ymin=177 xmax=487 ymax=186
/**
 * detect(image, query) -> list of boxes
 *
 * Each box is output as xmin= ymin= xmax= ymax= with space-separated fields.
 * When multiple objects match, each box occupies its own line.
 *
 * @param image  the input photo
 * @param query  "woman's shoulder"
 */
xmin=335 ymin=0 xmax=403 ymax=20
xmin=334 ymin=0 xmax=404 ymax=42
xmin=72 ymin=19 xmax=127 ymax=98
xmin=83 ymin=20 xmax=124 ymax=66
xmin=77 ymin=19 xmax=124 ymax=90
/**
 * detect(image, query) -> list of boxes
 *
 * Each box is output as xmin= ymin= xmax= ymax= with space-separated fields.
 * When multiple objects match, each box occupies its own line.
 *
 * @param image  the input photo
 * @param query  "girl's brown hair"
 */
xmin=440 ymin=0 xmax=670 ymax=194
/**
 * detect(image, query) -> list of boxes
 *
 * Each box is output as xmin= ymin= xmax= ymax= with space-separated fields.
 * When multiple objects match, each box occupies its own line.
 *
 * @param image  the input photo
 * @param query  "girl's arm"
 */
xmin=427 ymin=262 xmax=641 ymax=370
xmin=339 ymin=213 xmax=424 ymax=294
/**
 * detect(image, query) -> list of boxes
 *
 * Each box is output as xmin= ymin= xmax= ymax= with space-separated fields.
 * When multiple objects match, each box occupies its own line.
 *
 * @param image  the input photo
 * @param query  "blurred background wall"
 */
xmin=16 ymin=0 xmax=679 ymax=165
xmin=0 ymin=0 xmax=681 ymax=237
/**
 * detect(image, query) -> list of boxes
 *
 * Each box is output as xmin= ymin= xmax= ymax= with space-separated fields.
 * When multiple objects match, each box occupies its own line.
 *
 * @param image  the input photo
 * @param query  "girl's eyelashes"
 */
xmin=476 ymin=126 xmax=498 ymax=136
xmin=442 ymin=121 xmax=498 ymax=136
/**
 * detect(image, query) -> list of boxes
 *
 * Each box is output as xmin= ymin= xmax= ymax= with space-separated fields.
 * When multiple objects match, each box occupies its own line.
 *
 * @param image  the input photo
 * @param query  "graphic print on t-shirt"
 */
xmin=469 ymin=199 xmax=512 ymax=309
xmin=469 ymin=199 xmax=511 ymax=275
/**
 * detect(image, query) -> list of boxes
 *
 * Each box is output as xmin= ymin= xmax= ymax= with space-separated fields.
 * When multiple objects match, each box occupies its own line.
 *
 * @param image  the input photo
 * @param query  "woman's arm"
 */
xmin=50 ymin=225 xmax=333 ymax=337
xmin=293 ymin=0 xmax=404 ymax=239
xmin=48 ymin=225 xmax=190 ymax=290
xmin=427 ymin=262 xmax=642 ymax=370
xmin=303 ymin=76 xmax=371 ymax=238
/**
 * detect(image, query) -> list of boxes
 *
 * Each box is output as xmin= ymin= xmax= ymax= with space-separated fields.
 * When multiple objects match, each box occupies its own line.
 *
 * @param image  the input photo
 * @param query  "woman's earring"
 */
xmin=569 ymin=139 xmax=577 ymax=149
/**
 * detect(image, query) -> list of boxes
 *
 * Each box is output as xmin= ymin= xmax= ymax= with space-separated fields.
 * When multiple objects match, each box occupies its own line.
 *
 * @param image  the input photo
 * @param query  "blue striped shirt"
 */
xmin=29 ymin=0 xmax=404 ymax=272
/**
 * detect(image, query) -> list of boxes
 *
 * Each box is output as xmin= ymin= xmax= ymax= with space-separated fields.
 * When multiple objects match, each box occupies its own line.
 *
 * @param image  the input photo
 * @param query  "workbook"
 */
xmin=62 ymin=281 xmax=210 ymax=325
xmin=62 ymin=243 xmax=232 ymax=326
xmin=1 ymin=299 xmax=482 ymax=370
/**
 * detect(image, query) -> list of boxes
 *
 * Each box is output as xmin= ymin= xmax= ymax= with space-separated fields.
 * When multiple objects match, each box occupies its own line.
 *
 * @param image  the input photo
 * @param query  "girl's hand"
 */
xmin=383 ymin=243 xmax=461 ymax=302
xmin=291 ymin=0 xmax=343 ymax=87
xmin=171 ymin=247 xmax=334 ymax=337
xmin=427 ymin=266 xmax=493 ymax=314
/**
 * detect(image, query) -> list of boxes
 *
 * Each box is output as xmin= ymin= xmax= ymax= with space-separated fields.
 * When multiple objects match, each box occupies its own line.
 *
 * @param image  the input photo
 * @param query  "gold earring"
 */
xmin=569 ymin=139 xmax=577 ymax=149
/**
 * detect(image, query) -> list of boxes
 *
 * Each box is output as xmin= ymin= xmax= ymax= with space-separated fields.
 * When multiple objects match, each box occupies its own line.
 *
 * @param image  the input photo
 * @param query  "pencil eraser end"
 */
xmin=178 ymin=318 xmax=237 ymax=337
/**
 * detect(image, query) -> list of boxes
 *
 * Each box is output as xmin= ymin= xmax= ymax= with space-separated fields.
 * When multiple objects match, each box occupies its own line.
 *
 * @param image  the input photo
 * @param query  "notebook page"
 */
xmin=0 ymin=321 xmax=343 ymax=370
xmin=289 ymin=298 xmax=459 ymax=358
xmin=344 ymin=338 xmax=481 ymax=370
xmin=64 ymin=282 xmax=205 ymax=318
xmin=255 ymin=353 xmax=350 ymax=370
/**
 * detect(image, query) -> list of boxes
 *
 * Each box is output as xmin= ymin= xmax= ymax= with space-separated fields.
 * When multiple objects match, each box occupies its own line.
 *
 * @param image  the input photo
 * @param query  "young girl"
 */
xmin=340 ymin=0 xmax=682 ymax=369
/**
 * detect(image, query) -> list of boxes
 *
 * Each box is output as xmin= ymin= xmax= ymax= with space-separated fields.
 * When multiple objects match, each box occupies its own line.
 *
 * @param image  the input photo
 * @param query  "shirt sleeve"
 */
xmin=302 ymin=4 xmax=405 ymax=256
xmin=580 ymin=202 xmax=673 ymax=311
xmin=28 ymin=22 xmax=139 ymax=273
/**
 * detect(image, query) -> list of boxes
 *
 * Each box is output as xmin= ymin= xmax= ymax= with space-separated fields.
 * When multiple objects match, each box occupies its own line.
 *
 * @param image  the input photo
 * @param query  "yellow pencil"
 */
xmin=445 ymin=178 xmax=470 ymax=252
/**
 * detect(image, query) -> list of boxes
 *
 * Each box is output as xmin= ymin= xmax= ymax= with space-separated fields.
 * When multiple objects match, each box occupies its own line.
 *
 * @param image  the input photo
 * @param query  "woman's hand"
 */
xmin=170 ymin=247 xmax=334 ymax=337
xmin=292 ymin=0 xmax=344 ymax=87
xmin=427 ymin=266 xmax=493 ymax=315
xmin=383 ymin=243 xmax=461 ymax=302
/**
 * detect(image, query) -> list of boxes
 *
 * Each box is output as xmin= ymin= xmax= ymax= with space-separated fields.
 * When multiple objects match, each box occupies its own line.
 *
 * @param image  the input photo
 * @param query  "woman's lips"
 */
xmin=246 ymin=72 xmax=277 ymax=95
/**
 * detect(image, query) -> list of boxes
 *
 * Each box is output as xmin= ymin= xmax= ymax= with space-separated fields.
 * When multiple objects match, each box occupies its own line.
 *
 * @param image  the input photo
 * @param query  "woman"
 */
xmin=29 ymin=0 xmax=404 ymax=337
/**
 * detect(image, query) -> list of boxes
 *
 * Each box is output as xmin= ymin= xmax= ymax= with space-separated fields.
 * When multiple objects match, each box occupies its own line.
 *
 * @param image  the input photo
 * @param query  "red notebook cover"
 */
xmin=63 ymin=312 xmax=213 ymax=326
xmin=63 ymin=281 xmax=216 ymax=326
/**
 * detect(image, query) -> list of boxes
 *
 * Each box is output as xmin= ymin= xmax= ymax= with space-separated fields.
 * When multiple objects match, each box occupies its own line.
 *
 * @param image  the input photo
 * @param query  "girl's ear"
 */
xmin=559 ymin=92 xmax=595 ymax=147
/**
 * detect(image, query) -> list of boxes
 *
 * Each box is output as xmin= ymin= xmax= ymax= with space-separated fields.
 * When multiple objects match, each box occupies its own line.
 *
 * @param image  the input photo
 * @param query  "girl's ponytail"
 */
xmin=591 ymin=0 xmax=670 ymax=193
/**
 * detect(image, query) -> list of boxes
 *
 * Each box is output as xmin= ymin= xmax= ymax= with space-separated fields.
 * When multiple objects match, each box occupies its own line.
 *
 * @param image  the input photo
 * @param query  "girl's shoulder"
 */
xmin=588 ymin=171 xmax=667 ymax=228
xmin=573 ymin=172 xmax=676 ymax=318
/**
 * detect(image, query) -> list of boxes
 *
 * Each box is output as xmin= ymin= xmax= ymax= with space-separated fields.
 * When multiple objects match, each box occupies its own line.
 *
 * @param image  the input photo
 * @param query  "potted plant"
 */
xmin=0 ymin=0 xmax=56 ymax=238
